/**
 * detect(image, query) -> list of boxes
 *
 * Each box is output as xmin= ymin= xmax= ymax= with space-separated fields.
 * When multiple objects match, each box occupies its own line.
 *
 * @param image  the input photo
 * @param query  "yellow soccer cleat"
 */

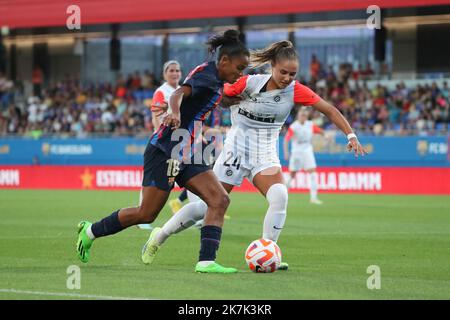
xmin=169 ymin=199 xmax=183 ymax=215
xmin=141 ymin=227 xmax=162 ymax=265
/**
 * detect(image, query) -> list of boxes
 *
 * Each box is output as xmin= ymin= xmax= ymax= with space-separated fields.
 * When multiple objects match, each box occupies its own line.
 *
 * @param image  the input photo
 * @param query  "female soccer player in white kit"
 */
xmin=284 ymin=107 xmax=325 ymax=204
xmin=150 ymin=60 xmax=182 ymax=129
xmin=142 ymin=41 xmax=367 ymax=269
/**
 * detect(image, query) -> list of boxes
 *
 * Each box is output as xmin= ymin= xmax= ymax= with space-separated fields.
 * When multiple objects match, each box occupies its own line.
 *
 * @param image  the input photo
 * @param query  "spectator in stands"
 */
xmin=131 ymin=71 xmax=142 ymax=89
xmin=352 ymin=64 xmax=362 ymax=80
xmin=0 ymin=71 xmax=14 ymax=109
xmin=361 ymin=62 xmax=375 ymax=80
xmin=141 ymin=70 xmax=152 ymax=89
xmin=442 ymin=81 xmax=449 ymax=99
xmin=309 ymin=54 xmax=321 ymax=81
xmin=32 ymin=66 xmax=44 ymax=98
xmin=0 ymin=61 xmax=448 ymax=137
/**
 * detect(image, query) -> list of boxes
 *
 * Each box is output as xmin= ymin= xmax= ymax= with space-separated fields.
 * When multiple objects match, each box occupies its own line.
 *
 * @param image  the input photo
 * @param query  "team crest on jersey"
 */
xmin=274 ymin=95 xmax=281 ymax=102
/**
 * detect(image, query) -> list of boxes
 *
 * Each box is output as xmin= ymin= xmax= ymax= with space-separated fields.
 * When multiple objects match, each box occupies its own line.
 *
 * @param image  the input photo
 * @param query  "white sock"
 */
xmin=86 ymin=225 xmax=96 ymax=240
xmin=197 ymin=261 xmax=214 ymax=267
xmin=154 ymin=229 xmax=169 ymax=245
xmin=285 ymin=175 xmax=292 ymax=188
xmin=155 ymin=199 xmax=207 ymax=245
xmin=262 ymin=184 xmax=288 ymax=242
xmin=309 ymin=172 xmax=318 ymax=200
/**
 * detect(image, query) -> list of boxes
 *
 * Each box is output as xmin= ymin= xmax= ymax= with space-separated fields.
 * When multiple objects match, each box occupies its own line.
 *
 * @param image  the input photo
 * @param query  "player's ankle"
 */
xmin=154 ymin=228 xmax=168 ymax=246
xmin=197 ymin=261 xmax=214 ymax=267
xmin=86 ymin=225 xmax=96 ymax=240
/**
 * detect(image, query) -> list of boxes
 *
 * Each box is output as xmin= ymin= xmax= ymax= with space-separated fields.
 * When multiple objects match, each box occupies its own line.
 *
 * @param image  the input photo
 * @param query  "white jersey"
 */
xmin=285 ymin=120 xmax=322 ymax=171
xmin=213 ymin=74 xmax=320 ymax=185
xmin=227 ymin=74 xmax=293 ymax=166
xmin=287 ymin=120 xmax=315 ymax=155
xmin=151 ymin=82 xmax=179 ymax=121
xmin=223 ymin=74 xmax=320 ymax=168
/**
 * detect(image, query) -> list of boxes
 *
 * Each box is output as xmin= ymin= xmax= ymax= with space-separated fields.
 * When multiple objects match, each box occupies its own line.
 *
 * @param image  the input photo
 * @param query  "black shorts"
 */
xmin=142 ymin=144 xmax=210 ymax=192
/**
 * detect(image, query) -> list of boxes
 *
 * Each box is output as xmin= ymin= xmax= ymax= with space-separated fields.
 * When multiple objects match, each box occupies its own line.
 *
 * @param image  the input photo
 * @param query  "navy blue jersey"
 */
xmin=204 ymin=107 xmax=222 ymax=128
xmin=150 ymin=61 xmax=224 ymax=161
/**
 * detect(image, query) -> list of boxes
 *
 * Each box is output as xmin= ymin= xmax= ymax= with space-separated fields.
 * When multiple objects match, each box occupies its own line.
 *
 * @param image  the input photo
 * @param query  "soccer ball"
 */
xmin=245 ymin=239 xmax=282 ymax=273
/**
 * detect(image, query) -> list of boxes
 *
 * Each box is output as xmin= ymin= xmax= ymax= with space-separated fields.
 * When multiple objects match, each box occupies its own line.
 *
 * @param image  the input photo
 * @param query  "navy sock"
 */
xmin=91 ymin=210 xmax=124 ymax=238
xmin=178 ymin=189 xmax=188 ymax=202
xmin=199 ymin=225 xmax=222 ymax=262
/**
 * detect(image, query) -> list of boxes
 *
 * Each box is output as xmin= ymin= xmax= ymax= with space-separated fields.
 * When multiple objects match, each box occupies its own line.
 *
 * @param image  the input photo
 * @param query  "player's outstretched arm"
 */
xmin=309 ymin=99 xmax=368 ymax=157
xmin=222 ymin=75 xmax=247 ymax=108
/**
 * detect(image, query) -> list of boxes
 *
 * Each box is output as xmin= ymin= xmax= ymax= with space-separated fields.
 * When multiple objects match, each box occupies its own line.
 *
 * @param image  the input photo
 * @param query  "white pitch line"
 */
xmin=0 ymin=289 xmax=154 ymax=300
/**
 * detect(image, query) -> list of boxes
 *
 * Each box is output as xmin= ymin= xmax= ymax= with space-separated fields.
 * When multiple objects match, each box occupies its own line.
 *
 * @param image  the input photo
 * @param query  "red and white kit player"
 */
xmin=284 ymin=107 xmax=325 ymax=204
xmin=150 ymin=60 xmax=182 ymax=129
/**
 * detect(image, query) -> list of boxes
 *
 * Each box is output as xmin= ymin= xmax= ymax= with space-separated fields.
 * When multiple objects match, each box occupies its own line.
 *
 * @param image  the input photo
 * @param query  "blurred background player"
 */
xmin=138 ymin=60 xmax=182 ymax=229
xmin=284 ymin=107 xmax=326 ymax=204
xmin=151 ymin=60 xmax=182 ymax=128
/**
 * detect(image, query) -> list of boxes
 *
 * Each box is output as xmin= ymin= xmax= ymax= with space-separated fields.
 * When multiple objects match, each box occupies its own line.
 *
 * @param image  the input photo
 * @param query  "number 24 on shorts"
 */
xmin=223 ymin=151 xmax=241 ymax=170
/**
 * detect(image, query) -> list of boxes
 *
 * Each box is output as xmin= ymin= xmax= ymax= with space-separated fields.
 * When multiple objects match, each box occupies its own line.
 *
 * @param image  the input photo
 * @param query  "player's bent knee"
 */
xmin=220 ymin=193 xmax=231 ymax=209
xmin=216 ymin=193 xmax=230 ymax=210
xmin=266 ymin=183 xmax=288 ymax=210
xmin=206 ymin=192 xmax=230 ymax=211
xmin=137 ymin=206 xmax=158 ymax=224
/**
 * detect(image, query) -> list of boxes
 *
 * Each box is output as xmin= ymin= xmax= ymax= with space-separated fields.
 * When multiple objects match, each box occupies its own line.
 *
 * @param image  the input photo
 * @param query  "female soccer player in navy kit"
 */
xmin=138 ymin=59 xmax=182 ymax=230
xmin=76 ymin=30 xmax=250 ymax=273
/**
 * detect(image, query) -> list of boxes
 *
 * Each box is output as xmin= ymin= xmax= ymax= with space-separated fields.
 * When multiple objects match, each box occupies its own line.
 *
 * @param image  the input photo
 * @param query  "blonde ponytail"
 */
xmin=251 ymin=40 xmax=298 ymax=67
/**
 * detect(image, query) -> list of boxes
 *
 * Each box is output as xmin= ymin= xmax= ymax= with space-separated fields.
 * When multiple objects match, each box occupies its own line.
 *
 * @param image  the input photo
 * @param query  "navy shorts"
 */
xmin=142 ymin=144 xmax=210 ymax=192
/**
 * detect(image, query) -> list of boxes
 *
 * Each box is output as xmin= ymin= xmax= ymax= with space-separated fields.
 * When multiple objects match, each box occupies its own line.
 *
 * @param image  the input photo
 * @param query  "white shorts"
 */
xmin=214 ymin=148 xmax=281 ymax=186
xmin=289 ymin=149 xmax=317 ymax=172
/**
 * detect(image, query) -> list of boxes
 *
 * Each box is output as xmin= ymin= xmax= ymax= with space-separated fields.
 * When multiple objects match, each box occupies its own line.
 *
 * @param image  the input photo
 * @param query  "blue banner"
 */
xmin=0 ymin=135 xmax=448 ymax=167
xmin=301 ymin=135 xmax=449 ymax=167
xmin=0 ymin=137 xmax=149 ymax=165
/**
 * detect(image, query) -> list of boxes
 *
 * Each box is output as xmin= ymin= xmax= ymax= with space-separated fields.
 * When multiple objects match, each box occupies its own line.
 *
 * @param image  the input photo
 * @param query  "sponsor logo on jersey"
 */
xmin=238 ymin=108 xmax=275 ymax=123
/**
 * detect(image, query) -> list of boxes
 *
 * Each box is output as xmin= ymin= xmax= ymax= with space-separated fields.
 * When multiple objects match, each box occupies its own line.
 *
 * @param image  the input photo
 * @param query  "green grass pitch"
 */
xmin=0 ymin=189 xmax=449 ymax=299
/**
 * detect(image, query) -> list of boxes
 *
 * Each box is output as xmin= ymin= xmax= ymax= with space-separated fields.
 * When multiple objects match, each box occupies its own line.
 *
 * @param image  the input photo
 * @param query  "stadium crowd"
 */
xmin=0 ymin=60 xmax=449 ymax=138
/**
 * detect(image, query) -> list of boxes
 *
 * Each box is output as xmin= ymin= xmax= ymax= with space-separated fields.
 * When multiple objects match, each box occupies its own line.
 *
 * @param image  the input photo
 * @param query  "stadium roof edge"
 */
xmin=3 ymin=6 xmax=450 ymax=42
xmin=1 ymin=0 xmax=450 ymax=30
